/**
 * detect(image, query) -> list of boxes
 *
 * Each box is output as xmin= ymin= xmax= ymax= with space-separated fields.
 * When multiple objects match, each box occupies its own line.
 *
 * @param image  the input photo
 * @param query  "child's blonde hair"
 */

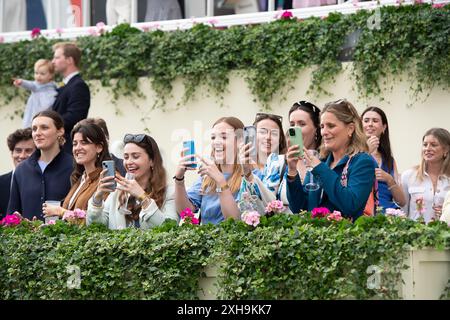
xmin=34 ymin=59 xmax=55 ymax=77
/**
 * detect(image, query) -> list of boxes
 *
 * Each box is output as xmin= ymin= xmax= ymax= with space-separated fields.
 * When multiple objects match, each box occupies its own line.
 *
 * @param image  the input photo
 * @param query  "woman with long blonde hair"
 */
xmin=174 ymin=117 xmax=244 ymax=225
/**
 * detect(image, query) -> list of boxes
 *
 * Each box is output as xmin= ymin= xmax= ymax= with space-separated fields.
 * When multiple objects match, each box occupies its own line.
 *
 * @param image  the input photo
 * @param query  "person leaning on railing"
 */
xmin=286 ymin=99 xmax=376 ymax=221
xmin=87 ymin=134 xmax=177 ymax=229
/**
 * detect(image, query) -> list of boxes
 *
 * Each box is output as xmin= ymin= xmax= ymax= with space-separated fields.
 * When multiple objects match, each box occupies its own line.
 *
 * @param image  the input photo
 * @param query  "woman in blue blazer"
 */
xmin=286 ymin=99 xmax=376 ymax=221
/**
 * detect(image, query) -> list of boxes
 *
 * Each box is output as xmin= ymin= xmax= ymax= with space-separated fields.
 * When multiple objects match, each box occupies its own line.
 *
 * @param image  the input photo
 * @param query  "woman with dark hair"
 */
xmin=240 ymin=101 xmax=322 ymax=212
xmin=286 ymin=99 xmax=376 ymax=220
xmin=7 ymin=110 xmax=73 ymax=220
xmin=401 ymin=128 xmax=450 ymax=223
xmin=87 ymin=133 xmax=177 ymax=229
xmin=175 ymin=117 xmax=244 ymax=225
xmin=42 ymin=121 xmax=111 ymax=218
xmin=361 ymin=107 xmax=406 ymax=212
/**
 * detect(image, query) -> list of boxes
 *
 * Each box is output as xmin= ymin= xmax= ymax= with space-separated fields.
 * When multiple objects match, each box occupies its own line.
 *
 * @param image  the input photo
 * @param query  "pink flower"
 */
xmin=311 ymin=207 xmax=331 ymax=218
xmin=1 ymin=214 xmax=21 ymax=226
xmin=96 ymin=22 xmax=106 ymax=35
xmin=327 ymin=210 xmax=343 ymax=222
xmin=31 ymin=28 xmax=41 ymax=39
xmin=280 ymin=10 xmax=293 ymax=20
xmin=142 ymin=26 xmax=150 ymax=32
xmin=55 ymin=28 xmax=63 ymax=35
xmin=352 ymin=0 xmax=359 ymax=6
xmin=265 ymin=200 xmax=285 ymax=215
xmin=241 ymin=211 xmax=260 ymax=227
xmin=180 ymin=207 xmax=199 ymax=225
xmin=47 ymin=220 xmax=56 ymax=225
xmin=414 ymin=0 xmax=423 ymax=4
xmin=385 ymin=208 xmax=406 ymax=218
xmin=0 ymin=36 xmax=5 ymax=43
xmin=208 ymin=19 xmax=219 ymax=25
xmin=63 ymin=210 xmax=75 ymax=220
xmin=73 ymin=208 xmax=86 ymax=219
xmin=432 ymin=3 xmax=446 ymax=8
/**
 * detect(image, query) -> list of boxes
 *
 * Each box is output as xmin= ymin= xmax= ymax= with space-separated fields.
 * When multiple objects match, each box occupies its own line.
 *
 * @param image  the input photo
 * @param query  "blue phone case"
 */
xmin=183 ymin=140 xmax=196 ymax=168
xmin=102 ymin=160 xmax=116 ymax=190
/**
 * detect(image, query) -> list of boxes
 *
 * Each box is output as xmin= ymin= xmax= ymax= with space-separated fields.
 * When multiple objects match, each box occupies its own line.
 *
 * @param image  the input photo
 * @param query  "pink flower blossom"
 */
xmin=414 ymin=0 xmax=423 ymax=4
xmin=96 ymin=22 xmax=106 ymax=35
xmin=0 ymin=36 xmax=4 ymax=43
xmin=208 ymin=19 xmax=219 ymax=25
xmin=352 ymin=0 xmax=359 ymax=6
xmin=31 ymin=28 xmax=41 ymax=39
xmin=142 ymin=26 xmax=150 ymax=32
xmin=47 ymin=220 xmax=56 ymax=225
xmin=88 ymin=28 xmax=98 ymax=36
xmin=432 ymin=3 xmax=446 ymax=8
xmin=385 ymin=208 xmax=406 ymax=218
xmin=327 ymin=210 xmax=343 ymax=222
xmin=241 ymin=210 xmax=260 ymax=227
xmin=55 ymin=28 xmax=63 ymax=35
xmin=311 ymin=207 xmax=331 ymax=218
xmin=180 ymin=207 xmax=199 ymax=225
xmin=1 ymin=214 xmax=21 ymax=226
xmin=73 ymin=208 xmax=86 ymax=219
xmin=280 ymin=10 xmax=293 ymax=20
xmin=265 ymin=200 xmax=285 ymax=215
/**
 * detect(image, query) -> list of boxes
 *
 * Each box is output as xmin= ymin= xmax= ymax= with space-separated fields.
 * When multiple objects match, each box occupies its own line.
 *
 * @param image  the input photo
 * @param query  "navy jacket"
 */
xmin=286 ymin=152 xmax=376 ymax=220
xmin=52 ymin=74 xmax=90 ymax=154
xmin=0 ymin=171 xmax=12 ymax=217
xmin=7 ymin=149 xmax=73 ymax=220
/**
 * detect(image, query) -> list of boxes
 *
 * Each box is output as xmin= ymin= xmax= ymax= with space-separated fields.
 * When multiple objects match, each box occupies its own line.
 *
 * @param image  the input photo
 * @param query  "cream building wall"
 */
xmin=0 ymin=64 xmax=449 ymax=187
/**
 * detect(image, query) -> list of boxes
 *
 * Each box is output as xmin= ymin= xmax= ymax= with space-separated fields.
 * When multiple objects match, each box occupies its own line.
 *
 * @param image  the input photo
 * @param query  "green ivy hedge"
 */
xmin=0 ymin=214 xmax=449 ymax=300
xmin=0 ymin=4 xmax=448 ymax=111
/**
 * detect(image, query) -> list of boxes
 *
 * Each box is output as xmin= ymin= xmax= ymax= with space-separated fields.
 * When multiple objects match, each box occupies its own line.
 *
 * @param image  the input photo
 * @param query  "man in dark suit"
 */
xmin=52 ymin=42 xmax=90 ymax=155
xmin=0 ymin=128 xmax=35 ymax=217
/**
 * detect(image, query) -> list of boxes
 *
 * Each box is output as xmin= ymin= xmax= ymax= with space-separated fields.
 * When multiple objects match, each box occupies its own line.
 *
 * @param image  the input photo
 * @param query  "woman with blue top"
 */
xmin=174 ymin=117 xmax=244 ymax=225
xmin=361 ymin=107 xmax=406 ymax=212
xmin=240 ymin=101 xmax=321 ymax=212
xmin=286 ymin=99 xmax=376 ymax=221
xmin=7 ymin=110 xmax=73 ymax=220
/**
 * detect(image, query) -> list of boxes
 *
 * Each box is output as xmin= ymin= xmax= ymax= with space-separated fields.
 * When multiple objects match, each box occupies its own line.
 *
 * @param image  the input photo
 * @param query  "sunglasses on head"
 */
xmin=255 ymin=112 xmax=283 ymax=123
xmin=294 ymin=100 xmax=320 ymax=114
xmin=123 ymin=133 xmax=146 ymax=144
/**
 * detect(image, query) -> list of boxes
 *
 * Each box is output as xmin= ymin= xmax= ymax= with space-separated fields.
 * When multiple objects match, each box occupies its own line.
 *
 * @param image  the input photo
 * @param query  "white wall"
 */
xmin=1 ymin=64 xmax=449 ymax=186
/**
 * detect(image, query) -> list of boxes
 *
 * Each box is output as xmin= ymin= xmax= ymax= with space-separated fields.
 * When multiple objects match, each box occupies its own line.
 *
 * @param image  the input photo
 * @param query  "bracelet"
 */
xmin=287 ymin=172 xmax=298 ymax=180
xmin=173 ymin=175 xmax=185 ymax=182
xmin=137 ymin=193 xmax=148 ymax=202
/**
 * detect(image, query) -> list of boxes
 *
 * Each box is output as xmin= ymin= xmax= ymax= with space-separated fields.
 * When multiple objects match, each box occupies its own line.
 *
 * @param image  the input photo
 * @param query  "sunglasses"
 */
xmin=123 ymin=133 xmax=147 ymax=144
xmin=255 ymin=112 xmax=283 ymax=123
xmin=294 ymin=100 xmax=320 ymax=114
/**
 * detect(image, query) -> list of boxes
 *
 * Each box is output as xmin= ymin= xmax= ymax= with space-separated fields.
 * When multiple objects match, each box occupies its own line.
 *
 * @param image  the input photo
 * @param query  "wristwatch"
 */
xmin=215 ymin=182 xmax=230 ymax=193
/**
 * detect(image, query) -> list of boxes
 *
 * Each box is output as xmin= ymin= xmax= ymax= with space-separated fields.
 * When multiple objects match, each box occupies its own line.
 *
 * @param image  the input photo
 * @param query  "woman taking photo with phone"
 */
xmin=361 ymin=107 xmax=406 ymax=212
xmin=87 ymin=133 xmax=177 ymax=229
xmin=7 ymin=110 xmax=73 ymax=220
xmin=42 ymin=121 xmax=111 ymax=219
xmin=401 ymin=128 xmax=450 ymax=223
xmin=286 ymin=99 xmax=376 ymax=220
xmin=240 ymin=101 xmax=321 ymax=212
xmin=174 ymin=117 xmax=244 ymax=225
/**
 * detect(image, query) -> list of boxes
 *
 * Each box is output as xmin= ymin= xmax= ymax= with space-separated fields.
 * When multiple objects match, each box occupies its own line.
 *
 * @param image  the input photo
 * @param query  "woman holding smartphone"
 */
xmin=239 ymin=101 xmax=321 ymax=212
xmin=174 ymin=117 xmax=244 ymax=225
xmin=42 ymin=121 xmax=111 ymax=219
xmin=87 ymin=133 xmax=178 ymax=229
xmin=7 ymin=110 xmax=73 ymax=221
xmin=286 ymin=99 xmax=376 ymax=220
xmin=361 ymin=107 xmax=406 ymax=212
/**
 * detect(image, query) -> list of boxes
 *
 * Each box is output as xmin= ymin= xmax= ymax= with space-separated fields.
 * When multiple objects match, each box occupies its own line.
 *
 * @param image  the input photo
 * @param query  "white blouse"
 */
xmin=401 ymin=168 xmax=450 ymax=223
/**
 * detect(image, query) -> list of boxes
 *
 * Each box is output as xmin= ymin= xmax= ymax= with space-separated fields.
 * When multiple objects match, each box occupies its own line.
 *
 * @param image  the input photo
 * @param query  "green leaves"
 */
xmin=1 ymin=5 xmax=448 ymax=112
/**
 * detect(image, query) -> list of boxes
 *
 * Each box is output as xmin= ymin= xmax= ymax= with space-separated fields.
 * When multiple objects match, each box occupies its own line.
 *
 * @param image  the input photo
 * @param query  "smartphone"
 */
xmin=288 ymin=127 xmax=304 ymax=157
xmin=183 ymin=140 xmax=197 ymax=169
xmin=102 ymin=160 xmax=116 ymax=191
xmin=243 ymin=126 xmax=257 ymax=164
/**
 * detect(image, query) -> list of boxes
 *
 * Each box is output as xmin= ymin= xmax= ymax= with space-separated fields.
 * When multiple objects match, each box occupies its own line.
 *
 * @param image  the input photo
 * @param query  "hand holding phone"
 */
xmin=288 ymin=127 xmax=304 ymax=158
xmin=243 ymin=126 xmax=257 ymax=164
xmin=102 ymin=160 xmax=117 ymax=191
xmin=182 ymin=140 xmax=197 ymax=169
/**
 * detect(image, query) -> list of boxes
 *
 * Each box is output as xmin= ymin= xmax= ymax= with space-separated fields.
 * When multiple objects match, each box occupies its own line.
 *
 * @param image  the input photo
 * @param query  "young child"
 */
xmin=13 ymin=59 xmax=58 ymax=128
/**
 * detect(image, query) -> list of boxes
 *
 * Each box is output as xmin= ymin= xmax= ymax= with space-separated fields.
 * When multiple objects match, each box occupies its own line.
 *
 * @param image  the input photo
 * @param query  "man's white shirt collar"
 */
xmin=63 ymin=71 xmax=80 ymax=85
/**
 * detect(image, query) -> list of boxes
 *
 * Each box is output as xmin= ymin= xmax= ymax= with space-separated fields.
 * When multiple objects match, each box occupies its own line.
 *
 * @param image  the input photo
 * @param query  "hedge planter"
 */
xmin=198 ymin=248 xmax=450 ymax=300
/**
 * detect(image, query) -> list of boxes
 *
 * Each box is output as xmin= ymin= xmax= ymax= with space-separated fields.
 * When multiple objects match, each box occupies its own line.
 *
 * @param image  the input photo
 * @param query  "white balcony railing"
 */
xmin=0 ymin=0 xmax=448 ymax=44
